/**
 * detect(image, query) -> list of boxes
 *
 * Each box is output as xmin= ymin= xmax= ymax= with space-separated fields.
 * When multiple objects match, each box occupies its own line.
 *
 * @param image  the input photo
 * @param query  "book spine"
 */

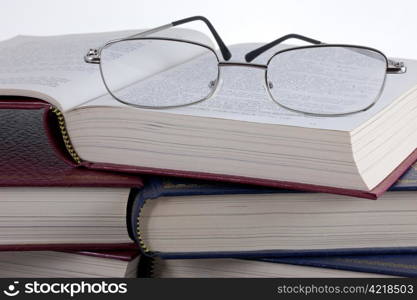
xmin=132 ymin=179 xmax=165 ymax=256
xmin=135 ymin=193 xmax=152 ymax=255
xmin=49 ymin=106 xmax=82 ymax=164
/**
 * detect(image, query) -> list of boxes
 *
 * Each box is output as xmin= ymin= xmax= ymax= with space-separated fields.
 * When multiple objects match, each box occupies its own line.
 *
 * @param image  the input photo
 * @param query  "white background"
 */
xmin=0 ymin=0 xmax=416 ymax=58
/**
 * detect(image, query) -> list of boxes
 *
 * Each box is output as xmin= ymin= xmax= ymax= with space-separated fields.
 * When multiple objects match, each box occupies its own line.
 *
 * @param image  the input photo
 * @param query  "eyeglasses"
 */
xmin=84 ymin=16 xmax=406 ymax=116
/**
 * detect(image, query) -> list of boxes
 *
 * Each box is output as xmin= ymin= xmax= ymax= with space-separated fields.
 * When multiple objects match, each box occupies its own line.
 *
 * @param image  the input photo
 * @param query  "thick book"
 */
xmin=0 ymin=30 xmax=417 ymax=199
xmin=0 ymin=250 xmax=140 ymax=277
xmin=131 ymin=169 xmax=417 ymax=258
xmin=148 ymin=253 xmax=417 ymax=277
xmin=0 ymin=106 xmax=142 ymax=250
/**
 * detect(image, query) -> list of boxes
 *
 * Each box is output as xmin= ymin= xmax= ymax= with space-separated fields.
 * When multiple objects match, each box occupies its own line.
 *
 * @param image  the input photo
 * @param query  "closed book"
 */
xmin=0 ymin=106 xmax=142 ymax=250
xmin=132 ymin=169 xmax=417 ymax=258
xmin=0 ymin=250 xmax=141 ymax=277
xmin=148 ymin=253 xmax=417 ymax=277
xmin=1 ymin=30 xmax=417 ymax=199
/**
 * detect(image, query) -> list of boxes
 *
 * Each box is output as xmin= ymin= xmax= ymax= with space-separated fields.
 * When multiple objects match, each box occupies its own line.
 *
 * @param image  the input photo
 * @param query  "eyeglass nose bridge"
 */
xmin=217 ymin=61 xmax=272 ymax=92
xmin=218 ymin=61 xmax=267 ymax=69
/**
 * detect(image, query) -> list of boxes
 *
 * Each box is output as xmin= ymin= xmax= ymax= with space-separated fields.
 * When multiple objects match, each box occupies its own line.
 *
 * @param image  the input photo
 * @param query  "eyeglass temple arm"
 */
xmin=170 ymin=16 xmax=232 ymax=61
xmin=85 ymin=16 xmax=231 ymax=64
xmin=245 ymin=34 xmax=322 ymax=62
xmin=129 ymin=16 xmax=232 ymax=60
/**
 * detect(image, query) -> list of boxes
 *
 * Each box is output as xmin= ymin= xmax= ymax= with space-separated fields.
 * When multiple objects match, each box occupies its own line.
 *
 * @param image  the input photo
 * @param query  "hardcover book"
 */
xmin=0 ymin=29 xmax=417 ymax=199
xmin=0 ymin=250 xmax=140 ymax=277
xmin=0 ymin=106 xmax=142 ymax=250
xmin=149 ymin=253 xmax=417 ymax=278
xmin=132 ymin=168 xmax=417 ymax=258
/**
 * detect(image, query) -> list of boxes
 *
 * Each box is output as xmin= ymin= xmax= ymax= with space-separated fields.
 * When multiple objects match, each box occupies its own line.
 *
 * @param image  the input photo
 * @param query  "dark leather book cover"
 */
xmin=130 ymin=172 xmax=417 ymax=259
xmin=0 ymin=97 xmax=143 ymax=188
xmin=2 ymin=97 xmax=417 ymax=199
xmin=0 ymin=97 xmax=142 ymax=250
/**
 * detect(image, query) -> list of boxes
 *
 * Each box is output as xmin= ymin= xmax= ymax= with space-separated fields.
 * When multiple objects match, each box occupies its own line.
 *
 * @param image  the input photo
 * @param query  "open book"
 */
xmin=1 ymin=29 xmax=417 ymax=198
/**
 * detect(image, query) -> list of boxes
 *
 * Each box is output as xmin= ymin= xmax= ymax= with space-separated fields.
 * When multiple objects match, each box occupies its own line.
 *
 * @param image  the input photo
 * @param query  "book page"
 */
xmin=84 ymin=43 xmax=417 ymax=131
xmin=0 ymin=28 xmax=214 ymax=112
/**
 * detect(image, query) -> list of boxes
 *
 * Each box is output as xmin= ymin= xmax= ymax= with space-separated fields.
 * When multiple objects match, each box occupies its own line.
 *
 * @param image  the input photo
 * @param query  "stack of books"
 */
xmin=1 ymin=29 xmax=417 ymax=278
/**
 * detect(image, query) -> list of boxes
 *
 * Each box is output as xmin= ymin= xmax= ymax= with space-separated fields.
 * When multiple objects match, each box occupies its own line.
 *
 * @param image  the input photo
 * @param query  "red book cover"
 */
xmin=83 ymin=152 xmax=417 ymax=200
xmin=73 ymin=250 xmax=140 ymax=261
xmin=0 ymin=97 xmax=143 ymax=187
xmin=0 ymin=97 xmax=142 ymax=250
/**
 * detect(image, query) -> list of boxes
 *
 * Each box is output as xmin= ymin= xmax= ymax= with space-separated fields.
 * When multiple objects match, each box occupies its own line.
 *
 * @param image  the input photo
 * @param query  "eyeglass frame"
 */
xmin=85 ymin=16 xmax=407 ymax=117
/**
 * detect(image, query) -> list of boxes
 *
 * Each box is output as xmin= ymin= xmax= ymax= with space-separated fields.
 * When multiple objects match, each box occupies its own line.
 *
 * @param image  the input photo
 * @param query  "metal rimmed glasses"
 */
xmin=85 ymin=16 xmax=406 ymax=116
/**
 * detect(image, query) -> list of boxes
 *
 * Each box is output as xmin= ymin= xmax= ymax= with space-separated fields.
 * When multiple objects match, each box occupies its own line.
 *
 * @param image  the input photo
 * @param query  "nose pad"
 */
xmin=207 ymin=77 xmax=223 ymax=99
xmin=208 ymin=80 xmax=217 ymax=89
xmin=268 ymin=81 xmax=274 ymax=89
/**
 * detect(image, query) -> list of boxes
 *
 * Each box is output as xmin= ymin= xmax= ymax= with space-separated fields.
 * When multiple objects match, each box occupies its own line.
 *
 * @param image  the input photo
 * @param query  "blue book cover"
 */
xmin=130 ymin=163 xmax=417 ymax=260
xmin=263 ymin=253 xmax=417 ymax=277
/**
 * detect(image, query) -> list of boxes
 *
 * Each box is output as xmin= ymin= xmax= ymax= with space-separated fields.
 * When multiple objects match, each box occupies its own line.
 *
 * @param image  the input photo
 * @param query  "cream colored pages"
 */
xmin=84 ymin=43 xmax=417 ymax=131
xmin=0 ymin=32 xmax=118 ymax=111
xmin=0 ymin=29 xmax=214 ymax=111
